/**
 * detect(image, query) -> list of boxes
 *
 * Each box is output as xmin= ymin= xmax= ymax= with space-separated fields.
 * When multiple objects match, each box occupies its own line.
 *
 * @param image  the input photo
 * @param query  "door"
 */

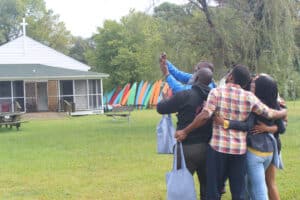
xmin=37 ymin=82 xmax=48 ymax=111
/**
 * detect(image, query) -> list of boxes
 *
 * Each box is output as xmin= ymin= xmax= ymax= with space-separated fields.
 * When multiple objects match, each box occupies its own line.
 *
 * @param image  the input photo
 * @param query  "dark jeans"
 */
xmin=177 ymin=142 xmax=208 ymax=200
xmin=206 ymin=145 xmax=246 ymax=200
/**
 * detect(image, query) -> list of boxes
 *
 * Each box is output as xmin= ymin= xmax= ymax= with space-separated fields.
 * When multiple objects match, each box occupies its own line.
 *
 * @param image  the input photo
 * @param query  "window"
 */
xmin=58 ymin=79 xmax=103 ymax=111
xmin=96 ymin=80 xmax=102 ymax=94
xmin=74 ymin=80 xmax=88 ymax=110
xmin=88 ymin=80 xmax=102 ymax=109
xmin=25 ymin=82 xmax=37 ymax=112
xmin=13 ymin=81 xmax=24 ymax=97
xmin=59 ymin=81 xmax=74 ymax=111
xmin=0 ymin=81 xmax=11 ymax=97
xmin=0 ymin=81 xmax=25 ymax=112
xmin=89 ymin=80 xmax=97 ymax=94
xmin=60 ymin=80 xmax=73 ymax=96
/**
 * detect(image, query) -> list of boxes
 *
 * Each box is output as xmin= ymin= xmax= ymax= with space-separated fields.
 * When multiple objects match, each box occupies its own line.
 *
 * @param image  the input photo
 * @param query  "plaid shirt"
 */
xmin=204 ymin=83 xmax=277 ymax=155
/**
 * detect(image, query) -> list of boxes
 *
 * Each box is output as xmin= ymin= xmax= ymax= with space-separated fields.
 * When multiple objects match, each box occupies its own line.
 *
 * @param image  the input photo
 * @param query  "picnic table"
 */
xmin=0 ymin=112 xmax=26 ymax=131
xmin=105 ymin=105 xmax=135 ymax=122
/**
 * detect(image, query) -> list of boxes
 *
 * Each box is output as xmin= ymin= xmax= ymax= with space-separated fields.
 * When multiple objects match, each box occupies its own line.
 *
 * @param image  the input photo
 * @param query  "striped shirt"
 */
xmin=204 ymin=83 xmax=276 ymax=155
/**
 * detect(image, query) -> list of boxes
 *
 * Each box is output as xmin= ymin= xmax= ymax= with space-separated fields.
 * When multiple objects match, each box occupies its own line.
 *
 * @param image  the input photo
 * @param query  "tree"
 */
xmin=68 ymin=37 xmax=91 ymax=64
xmin=0 ymin=0 xmax=73 ymax=54
xmin=187 ymin=0 xmax=228 ymax=77
xmin=0 ymin=0 xmax=21 ymax=43
xmin=27 ymin=9 xmax=72 ymax=54
xmin=88 ymin=11 xmax=164 ymax=90
xmin=183 ymin=0 xmax=300 ymax=98
xmin=153 ymin=2 xmax=204 ymax=73
xmin=242 ymin=0 xmax=299 ymax=98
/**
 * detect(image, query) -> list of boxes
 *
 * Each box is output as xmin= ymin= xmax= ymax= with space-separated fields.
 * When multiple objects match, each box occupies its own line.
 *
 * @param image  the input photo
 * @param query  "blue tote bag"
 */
xmin=156 ymin=114 xmax=176 ymax=154
xmin=166 ymin=142 xmax=197 ymax=200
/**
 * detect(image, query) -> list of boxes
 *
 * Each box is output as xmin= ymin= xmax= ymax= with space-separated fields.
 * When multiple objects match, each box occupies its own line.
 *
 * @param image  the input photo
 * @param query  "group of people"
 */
xmin=156 ymin=53 xmax=287 ymax=200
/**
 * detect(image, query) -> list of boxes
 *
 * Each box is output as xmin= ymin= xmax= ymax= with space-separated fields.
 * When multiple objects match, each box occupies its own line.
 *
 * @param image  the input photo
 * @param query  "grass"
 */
xmin=0 ymin=101 xmax=299 ymax=200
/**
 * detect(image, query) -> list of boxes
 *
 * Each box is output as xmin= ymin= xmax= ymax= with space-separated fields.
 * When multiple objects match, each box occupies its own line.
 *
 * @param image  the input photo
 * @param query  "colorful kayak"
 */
xmin=113 ymin=84 xmax=127 ymax=105
xmin=137 ymin=81 xmax=148 ymax=106
xmin=142 ymin=83 xmax=153 ymax=109
xmin=120 ymin=83 xmax=131 ymax=105
xmin=151 ymin=80 xmax=162 ymax=106
xmin=149 ymin=81 xmax=158 ymax=106
xmin=141 ymin=83 xmax=151 ymax=107
xmin=104 ymin=88 xmax=116 ymax=105
xmin=109 ymin=86 xmax=122 ymax=105
xmin=127 ymin=82 xmax=137 ymax=105
xmin=135 ymin=80 xmax=144 ymax=105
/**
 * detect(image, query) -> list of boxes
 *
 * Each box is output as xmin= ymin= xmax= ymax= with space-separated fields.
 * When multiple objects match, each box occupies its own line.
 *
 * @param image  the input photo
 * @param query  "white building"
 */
xmin=0 ymin=20 xmax=108 ymax=113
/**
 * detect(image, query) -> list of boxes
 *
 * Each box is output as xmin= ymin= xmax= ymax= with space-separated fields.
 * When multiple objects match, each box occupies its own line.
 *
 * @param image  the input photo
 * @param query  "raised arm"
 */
xmin=159 ymin=56 xmax=192 ymax=93
xmin=166 ymin=74 xmax=192 ymax=93
xmin=166 ymin=60 xmax=192 ymax=84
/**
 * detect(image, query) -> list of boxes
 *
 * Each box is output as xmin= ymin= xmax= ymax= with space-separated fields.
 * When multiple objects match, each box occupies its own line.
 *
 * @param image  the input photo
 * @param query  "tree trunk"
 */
xmin=191 ymin=0 xmax=227 ymax=79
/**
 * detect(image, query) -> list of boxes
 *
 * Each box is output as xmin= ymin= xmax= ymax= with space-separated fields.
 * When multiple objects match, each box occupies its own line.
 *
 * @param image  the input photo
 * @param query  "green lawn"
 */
xmin=0 ymin=102 xmax=299 ymax=200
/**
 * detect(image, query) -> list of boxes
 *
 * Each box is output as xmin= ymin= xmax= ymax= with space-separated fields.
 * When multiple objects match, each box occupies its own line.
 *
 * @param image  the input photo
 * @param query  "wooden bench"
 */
xmin=105 ymin=106 xmax=134 ymax=122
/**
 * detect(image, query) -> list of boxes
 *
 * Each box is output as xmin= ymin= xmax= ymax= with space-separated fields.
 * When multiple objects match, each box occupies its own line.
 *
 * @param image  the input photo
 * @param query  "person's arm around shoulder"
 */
xmin=251 ymin=121 xmax=278 ymax=134
xmin=175 ymin=109 xmax=211 ymax=141
xmin=273 ymin=119 xmax=286 ymax=134
xmin=156 ymin=90 xmax=187 ymax=114
xmin=214 ymin=113 xmax=255 ymax=132
xmin=175 ymin=88 xmax=217 ymax=141
xmin=249 ymin=92 xmax=287 ymax=119
xmin=253 ymin=103 xmax=287 ymax=135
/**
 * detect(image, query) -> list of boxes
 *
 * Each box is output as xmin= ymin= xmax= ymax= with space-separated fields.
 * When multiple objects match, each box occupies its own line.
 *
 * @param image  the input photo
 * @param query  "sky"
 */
xmin=44 ymin=0 xmax=188 ymax=38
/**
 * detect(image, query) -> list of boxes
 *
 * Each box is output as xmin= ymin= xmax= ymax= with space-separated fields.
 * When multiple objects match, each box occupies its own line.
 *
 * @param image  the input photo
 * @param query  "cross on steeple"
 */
xmin=20 ymin=18 xmax=28 ymax=36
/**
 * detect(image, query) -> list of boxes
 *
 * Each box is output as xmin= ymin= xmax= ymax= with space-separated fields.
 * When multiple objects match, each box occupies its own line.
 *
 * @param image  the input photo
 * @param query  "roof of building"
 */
xmin=0 ymin=36 xmax=91 ymax=71
xmin=0 ymin=64 xmax=109 ymax=81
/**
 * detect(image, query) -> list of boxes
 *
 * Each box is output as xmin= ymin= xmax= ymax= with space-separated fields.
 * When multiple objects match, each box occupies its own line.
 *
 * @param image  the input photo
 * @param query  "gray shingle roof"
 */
xmin=0 ymin=64 xmax=109 ymax=81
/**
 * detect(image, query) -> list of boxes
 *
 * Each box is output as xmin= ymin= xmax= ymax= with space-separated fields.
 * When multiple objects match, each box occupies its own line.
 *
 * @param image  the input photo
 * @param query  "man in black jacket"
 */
xmin=157 ymin=67 xmax=213 ymax=200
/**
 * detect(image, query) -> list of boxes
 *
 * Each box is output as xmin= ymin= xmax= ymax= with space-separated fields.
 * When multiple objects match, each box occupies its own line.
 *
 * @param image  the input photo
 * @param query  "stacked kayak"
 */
xmin=104 ymin=80 xmax=170 ymax=109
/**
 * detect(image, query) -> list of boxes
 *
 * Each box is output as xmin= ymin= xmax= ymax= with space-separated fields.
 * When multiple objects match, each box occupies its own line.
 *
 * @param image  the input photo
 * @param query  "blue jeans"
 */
xmin=246 ymin=150 xmax=273 ymax=200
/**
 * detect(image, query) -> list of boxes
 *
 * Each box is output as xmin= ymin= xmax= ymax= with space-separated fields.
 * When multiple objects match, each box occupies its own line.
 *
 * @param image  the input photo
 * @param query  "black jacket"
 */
xmin=228 ymin=105 xmax=286 ymax=152
xmin=157 ymin=83 xmax=212 ymax=144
